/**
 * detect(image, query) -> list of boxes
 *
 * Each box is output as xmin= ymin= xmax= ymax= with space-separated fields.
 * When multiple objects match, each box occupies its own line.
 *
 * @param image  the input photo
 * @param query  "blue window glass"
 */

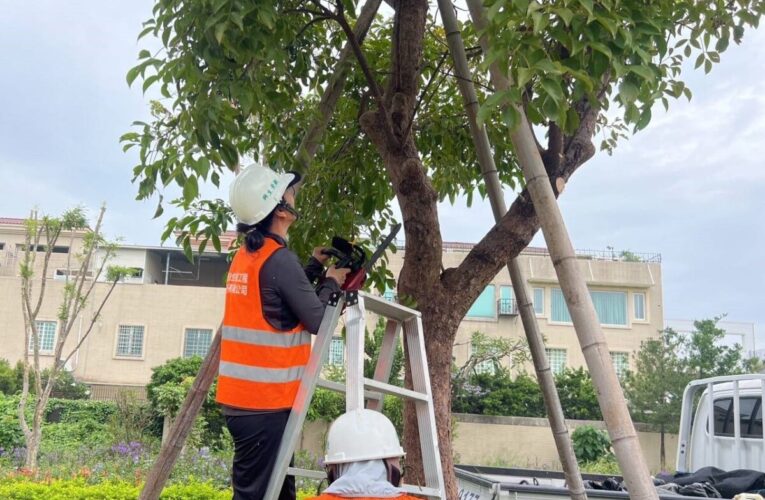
xmin=533 ymin=288 xmax=544 ymax=315
xmin=591 ymin=291 xmax=627 ymax=326
xmin=551 ymin=288 xmax=572 ymax=323
xmin=466 ymin=285 xmax=496 ymax=319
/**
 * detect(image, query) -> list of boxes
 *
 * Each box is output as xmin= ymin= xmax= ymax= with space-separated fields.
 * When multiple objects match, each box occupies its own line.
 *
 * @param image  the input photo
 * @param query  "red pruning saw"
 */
xmin=321 ymin=223 xmax=402 ymax=291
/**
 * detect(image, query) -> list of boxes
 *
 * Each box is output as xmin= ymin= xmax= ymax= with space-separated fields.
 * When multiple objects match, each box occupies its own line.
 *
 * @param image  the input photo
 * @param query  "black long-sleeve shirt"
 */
xmin=259 ymin=235 xmax=339 ymax=333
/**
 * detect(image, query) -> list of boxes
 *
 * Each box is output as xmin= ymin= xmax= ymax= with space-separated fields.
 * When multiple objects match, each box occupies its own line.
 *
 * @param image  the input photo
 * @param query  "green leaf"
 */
xmin=694 ymin=53 xmax=705 ymax=69
xmin=588 ymin=42 xmax=612 ymax=59
xmin=183 ymin=176 xmax=199 ymax=204
xmin=555 ymin=7 xmax=574 ymax=26
xmin=138 ymin=49 xmax=151 ymax=59
xmin=618 ymin=81 xmax=639 ymax=103
xmin=707 ymin=51 xmax=720 ymax=63
xmin=578 ymin=0 xmax=594 ymax=17
xmin=627 ymin=65 xmax=654 ymax=82
xmin=478 ymin=91 xmax=507 ymax=126
xmin=142 ymin=74 xmax=160 ymax=94
xmin=126 ymin=66 xmax=141 ymax=87
xmin=541 ymin=78 xmax=565 ymax=102
xmin=153 ymin=198 xmax=164 ymax=219
xmin=517 ymin=67 xmax=533 ymax=88
xmin=704 ymin=59 xmax=712 ymax=74
xmin=635 ymin=106 xmax=652 ymax=131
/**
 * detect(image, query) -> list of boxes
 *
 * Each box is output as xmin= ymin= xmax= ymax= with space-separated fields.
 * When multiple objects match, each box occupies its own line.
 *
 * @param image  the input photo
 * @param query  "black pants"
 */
xmin=225 ymin=411 xmax=295 ymax=500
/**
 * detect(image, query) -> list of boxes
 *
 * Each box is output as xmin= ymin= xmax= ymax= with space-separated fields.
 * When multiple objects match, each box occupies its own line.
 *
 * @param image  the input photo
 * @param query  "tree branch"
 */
xmin=60 ymin=279 xmax=120 ymax=368
xmin=401 ymin=49 xmax=450 ymax=143
xmin=330 ymin=1 xmax=400 ymax=149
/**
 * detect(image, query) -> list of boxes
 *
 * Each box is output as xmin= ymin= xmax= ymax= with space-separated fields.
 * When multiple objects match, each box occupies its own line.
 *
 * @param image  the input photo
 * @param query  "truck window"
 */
xmin=711 ymin=397 xmax=763 ymax=438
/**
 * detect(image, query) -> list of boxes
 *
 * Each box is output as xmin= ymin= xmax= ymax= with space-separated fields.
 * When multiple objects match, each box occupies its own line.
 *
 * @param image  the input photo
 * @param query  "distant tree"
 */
xmin=18 ymin=206 xmax=130 ymax=471
xmin=686 ymin=317 xmax=745 ymax=379
xmin=624 ymin=328 xmax=689 ymax=469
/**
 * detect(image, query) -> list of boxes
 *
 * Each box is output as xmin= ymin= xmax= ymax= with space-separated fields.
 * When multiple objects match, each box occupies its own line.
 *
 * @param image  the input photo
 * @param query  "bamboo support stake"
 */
xmin=465 ymin=1 xmax=658 ymax=498
xmin=436 ymin=2 xmax=586 ymax=497
xmin=139 ymin=328 xmax=222 ymax=500
xmin=138 ymin=3 xmax=384 ymax=498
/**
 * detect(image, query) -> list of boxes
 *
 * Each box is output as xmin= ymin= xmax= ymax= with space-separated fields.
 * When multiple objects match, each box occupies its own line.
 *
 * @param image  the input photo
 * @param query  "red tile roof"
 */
xmin=0 ymin=217 xmax=25 ymax=225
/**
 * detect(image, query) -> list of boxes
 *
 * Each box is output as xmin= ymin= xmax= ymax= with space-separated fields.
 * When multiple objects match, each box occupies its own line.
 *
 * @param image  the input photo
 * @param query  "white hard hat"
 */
xmin=229 ymin=163 xmax=300 ymax=225
xmin=324 ymin=409 xmax=405 ymax=465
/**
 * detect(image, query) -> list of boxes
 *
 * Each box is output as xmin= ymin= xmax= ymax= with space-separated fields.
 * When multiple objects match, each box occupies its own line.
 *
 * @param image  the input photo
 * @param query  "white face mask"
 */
xmin=324 ymin=460 xmax=404 ymax=498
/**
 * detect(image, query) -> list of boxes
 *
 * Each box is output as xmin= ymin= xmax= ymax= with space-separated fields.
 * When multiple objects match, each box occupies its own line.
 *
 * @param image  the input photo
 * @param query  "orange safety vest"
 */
xmin=215 ymin=238 xmax=311 ymax=411
xmin=308 ymin=495 xmax=423 ymax=500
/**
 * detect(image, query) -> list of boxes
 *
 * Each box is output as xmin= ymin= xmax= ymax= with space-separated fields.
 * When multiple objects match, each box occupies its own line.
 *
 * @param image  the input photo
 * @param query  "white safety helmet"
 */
xmin=229 ymin=163 xmax=301 ymax=225
xmin=324 ymin=409 xmax=405 ymax=465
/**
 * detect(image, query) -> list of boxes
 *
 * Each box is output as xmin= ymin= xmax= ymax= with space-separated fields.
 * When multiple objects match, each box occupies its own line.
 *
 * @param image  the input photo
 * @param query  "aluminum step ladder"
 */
xmin=264 ymin=290 xmax=446 ymax=500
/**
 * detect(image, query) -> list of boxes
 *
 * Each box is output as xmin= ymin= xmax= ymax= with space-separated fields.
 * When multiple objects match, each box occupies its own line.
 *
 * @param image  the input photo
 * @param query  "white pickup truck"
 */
xmin=456 ymin=374 xmax=765 ymax=499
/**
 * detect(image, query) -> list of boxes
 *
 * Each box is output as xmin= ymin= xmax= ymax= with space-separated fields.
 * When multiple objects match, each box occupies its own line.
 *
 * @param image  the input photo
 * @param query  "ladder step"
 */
xmin=286 ymin=467 xmax=326 ymax=480
xmin=317 ymin=378 xmax=382 ymax=401
xmin=363 ymin=378 xmax=430 ymax=402
xmin=361 ymin=292 xmax=420 ymax=321
xmin=400 ymin=485 xmax=443 ymax=498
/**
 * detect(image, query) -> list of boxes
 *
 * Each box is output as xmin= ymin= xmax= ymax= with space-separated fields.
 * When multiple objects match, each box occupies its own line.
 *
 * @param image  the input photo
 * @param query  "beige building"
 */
xmin=0 ymin=217 xmax=663 ymax=396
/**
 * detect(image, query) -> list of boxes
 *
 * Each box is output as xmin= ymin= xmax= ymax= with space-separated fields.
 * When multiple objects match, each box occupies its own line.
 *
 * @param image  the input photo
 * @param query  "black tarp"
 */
xmin=656 ymin=467 xmax=765 ymax=498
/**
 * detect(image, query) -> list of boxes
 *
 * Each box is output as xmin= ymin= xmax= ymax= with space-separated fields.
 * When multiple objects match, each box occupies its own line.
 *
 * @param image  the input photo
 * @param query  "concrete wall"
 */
xmin=451 ymin=414 xmax=677 ymax=474
xmin=296 ymin=415 xmax=677 ymax=474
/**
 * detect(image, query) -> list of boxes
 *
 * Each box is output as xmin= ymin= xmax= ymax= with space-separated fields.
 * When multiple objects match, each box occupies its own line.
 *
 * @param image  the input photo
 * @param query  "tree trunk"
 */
xmin=660 ymin=423 xmax=666 ymax=471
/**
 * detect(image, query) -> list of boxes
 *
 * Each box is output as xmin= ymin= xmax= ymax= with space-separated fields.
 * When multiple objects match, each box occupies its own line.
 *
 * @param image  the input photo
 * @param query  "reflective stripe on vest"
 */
xmin=215 ymin=238 xmax=311 ymax=411
xmin=307 ymin=494 xmax=420 ymax=500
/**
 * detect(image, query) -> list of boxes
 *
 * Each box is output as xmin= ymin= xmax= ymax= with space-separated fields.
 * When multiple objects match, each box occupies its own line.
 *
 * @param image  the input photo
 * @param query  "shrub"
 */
xmin=15 ymin=365 xmax=90 ymax=400
xmin=146 ymin=357 xmax=224 ymax=447
xmin=571 ymin=425 xmax=612 ymax=464
xmin=0 ymin=359 xmax=18 ymax=395
xmin=0 ymin=395 xmax=25 ymax=450
xmin=0 ymin=478 xmax=232 ymax=499
xmin=580 ymin=455 xmax=621 ymax=475
xmin=555 ymin=368 xmax=602 ymax=420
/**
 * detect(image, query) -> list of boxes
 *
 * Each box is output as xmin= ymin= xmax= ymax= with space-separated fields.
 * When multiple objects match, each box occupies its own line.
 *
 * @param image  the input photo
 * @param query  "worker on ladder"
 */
xmin=309 ymin=409 xmax=422 ymax=500
xmin=217 ymin=163 xmax=349 ymax=500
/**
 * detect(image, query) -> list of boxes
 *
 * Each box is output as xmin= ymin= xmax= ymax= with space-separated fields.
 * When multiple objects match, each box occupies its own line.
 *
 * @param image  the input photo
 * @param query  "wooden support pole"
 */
xmin=139 ymin=328 xmax=221 ymax=500
xmin=436 ymin=2 xmax=586 ymax=498
xmin=465 ymin=1 xmax=658 ymax=498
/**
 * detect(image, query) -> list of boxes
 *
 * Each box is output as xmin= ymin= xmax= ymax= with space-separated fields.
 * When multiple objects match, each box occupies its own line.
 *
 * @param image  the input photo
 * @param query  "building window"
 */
xmin=471 ymin=342 xmax=496 ymax=374
xmin=552 ymin=288 xmax=628 ymax=326
xmin=21 ymin=244 xmax=69 ymax=254
xmin=633 ymin=292 xmax=646 ymax=321
xmin=533 ymin=287 xmax=544 ymax=316
xmin=29 ymin=321 xmax=56 ymax=354
xmin=329 ymin=336 xmax=344 ymax=365
xmin=551 ymin=288 xmax=572 ymax=323
xmin=184 ymin=328 xmax=213 ymax=358
xmin=498 ymin=286 xmax=515 ymax=315
xmin=591 ymin=291 xmax=627 ymax=326
xmin=116 ymin=325 xmax=144 ymax=358
xmin=546 ymin=348 xmax=567 ymax=375
xmin=466 ymin=285 xmax=496 ymax=319
xmin=611 ymin=352 xmax=629 ymax=378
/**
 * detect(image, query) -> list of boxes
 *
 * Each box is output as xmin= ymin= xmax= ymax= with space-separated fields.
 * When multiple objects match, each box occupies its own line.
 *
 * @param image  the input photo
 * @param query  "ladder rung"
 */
xmin=363 ymin=378 xmax=430 ymax=402
xmin=286 ymin=467 xmax=326 ymax=480
xmin=317 ymin=378 xmax=383 ymax=400
xmin=400 ymin=484 xmax=443 ymax=498
xmin=361 ymin=292 xmax=420 ymax=321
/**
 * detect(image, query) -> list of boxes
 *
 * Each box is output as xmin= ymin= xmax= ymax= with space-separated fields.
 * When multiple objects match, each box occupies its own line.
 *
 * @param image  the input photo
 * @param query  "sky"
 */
xmin=1 ymin=2 xmax=763 ymax=342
